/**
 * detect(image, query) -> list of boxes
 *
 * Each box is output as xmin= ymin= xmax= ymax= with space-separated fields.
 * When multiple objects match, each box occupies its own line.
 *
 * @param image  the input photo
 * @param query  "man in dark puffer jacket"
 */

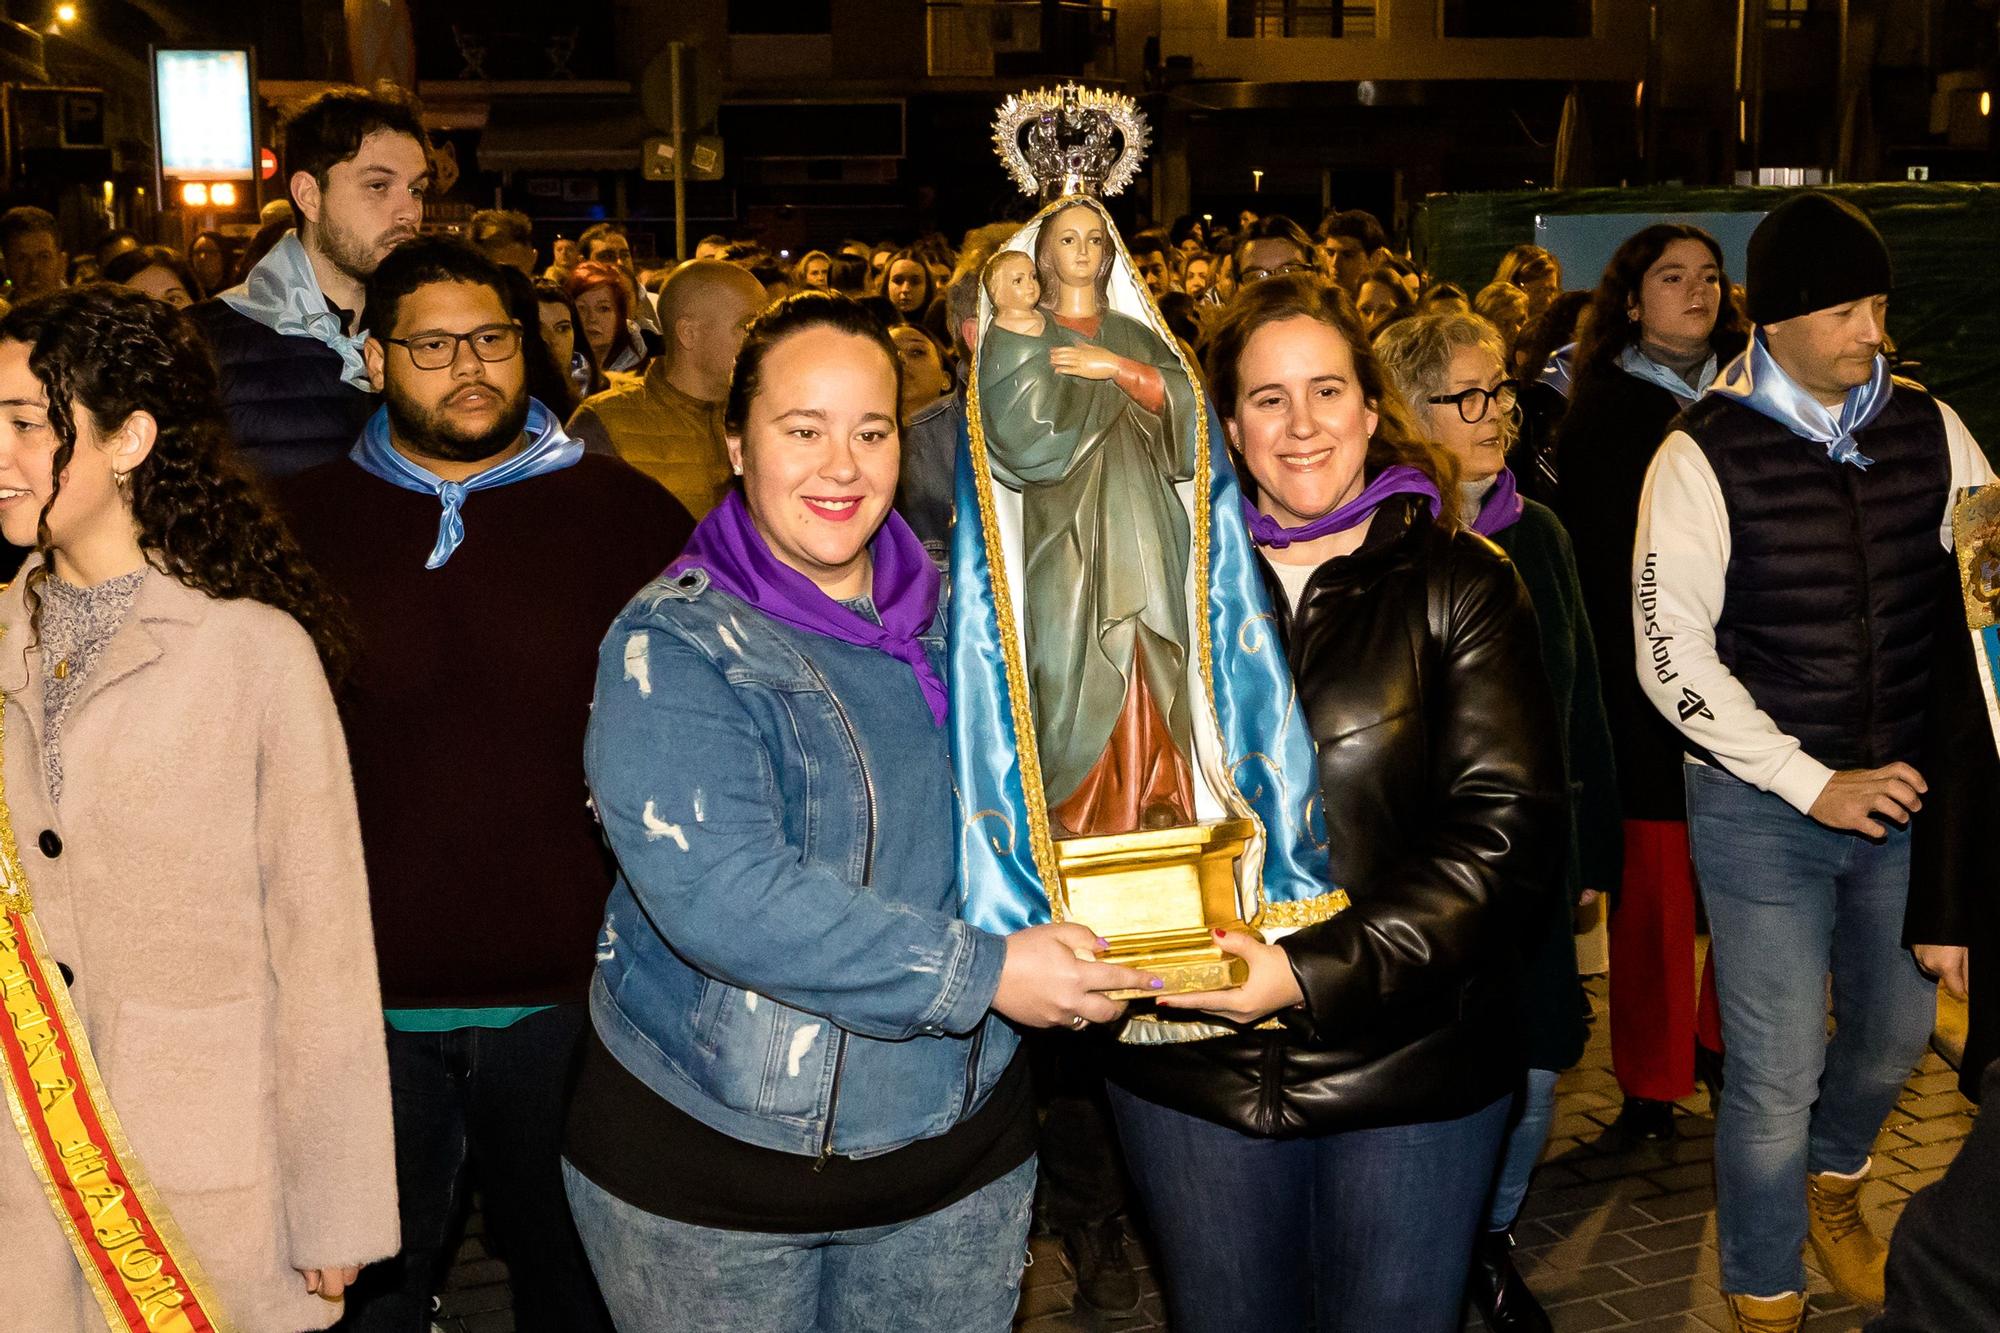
xmin=1633 ymin=193 xmax=1992 ymax=1333
xmin=187 ymin=85 xmax=430 ymax=479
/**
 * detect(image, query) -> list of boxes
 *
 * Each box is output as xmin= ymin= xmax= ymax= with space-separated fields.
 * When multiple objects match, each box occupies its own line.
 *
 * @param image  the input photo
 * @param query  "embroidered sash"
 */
xmin=0 ymin=702 xmax=233 ymax=1331
xmin=1953 ymin=486 xmax=2000 ymax=758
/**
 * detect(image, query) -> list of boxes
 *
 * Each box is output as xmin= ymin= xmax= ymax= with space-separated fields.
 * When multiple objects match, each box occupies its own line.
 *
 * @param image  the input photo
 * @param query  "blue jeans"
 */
xmin=1685 ymin=763 xmax=1936 ymax=1297
xmin=561 ymin=1158 xmax=1034 ymax=1333
xmin=1108 ymin=1084 xmax=1511 ymax=1333
xmin=1487 ymin=1066 xmax=1561 ymax=1231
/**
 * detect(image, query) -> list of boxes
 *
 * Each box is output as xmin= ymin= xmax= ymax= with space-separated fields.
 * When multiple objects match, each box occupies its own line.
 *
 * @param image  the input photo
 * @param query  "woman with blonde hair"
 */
xmin=792 ymin=249 xmax=834 ymax=291
xmin=1494 ymin=243 xmax=1563 ymax=321
xmin=1377 ymin=309 xmax=1620 ymax=1333
xmin=1473 ymin=281 xmax=1531 ymax=355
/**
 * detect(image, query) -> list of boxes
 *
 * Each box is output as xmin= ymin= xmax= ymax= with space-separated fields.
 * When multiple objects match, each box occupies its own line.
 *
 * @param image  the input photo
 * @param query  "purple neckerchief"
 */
xmin=668 ymin=490 xmax=947 ymax=726
xmin=1471 ymin=467 xmax=1524 ymax=537
xmin=1240 ymin=464 xmax=1441 ymax=550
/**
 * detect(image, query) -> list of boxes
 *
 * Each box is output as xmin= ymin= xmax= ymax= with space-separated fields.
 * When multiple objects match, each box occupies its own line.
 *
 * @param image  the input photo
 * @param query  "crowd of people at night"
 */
xmin=1 ymin=79 xmax=1997 ymax=1333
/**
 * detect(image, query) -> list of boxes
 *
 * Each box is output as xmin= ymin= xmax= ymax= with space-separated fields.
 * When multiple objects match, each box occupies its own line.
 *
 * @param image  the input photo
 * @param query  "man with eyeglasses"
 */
xmin=276 ymin=237 xmax=692 ymax=1333
xmin=1229 ymin=215 xmax=1320 ymax=298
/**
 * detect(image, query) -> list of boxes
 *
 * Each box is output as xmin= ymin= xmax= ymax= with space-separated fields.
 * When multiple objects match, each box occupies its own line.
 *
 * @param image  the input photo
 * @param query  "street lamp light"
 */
xmin=54 ymin=3 xmax=78 ymax=24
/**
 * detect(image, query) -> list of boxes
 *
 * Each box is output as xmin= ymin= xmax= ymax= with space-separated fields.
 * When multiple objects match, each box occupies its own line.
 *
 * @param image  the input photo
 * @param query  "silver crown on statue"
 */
xmin=993 ymin=84 xmax=1149 ymax=204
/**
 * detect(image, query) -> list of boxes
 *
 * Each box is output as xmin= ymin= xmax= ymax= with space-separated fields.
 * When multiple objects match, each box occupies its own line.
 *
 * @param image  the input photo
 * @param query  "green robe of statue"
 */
xmin=979 ymin=309 xmax=1199 ymax=819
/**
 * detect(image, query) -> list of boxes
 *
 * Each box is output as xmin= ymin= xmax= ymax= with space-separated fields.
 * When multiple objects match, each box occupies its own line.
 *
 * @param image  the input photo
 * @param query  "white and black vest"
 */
xmin=1679 ymin=383 xmax=1953 ymax=771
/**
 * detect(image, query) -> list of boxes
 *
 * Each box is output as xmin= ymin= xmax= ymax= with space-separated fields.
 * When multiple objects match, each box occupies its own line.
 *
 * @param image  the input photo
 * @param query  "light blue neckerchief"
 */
xmin=1704 ymin=328 xmax=1893 ymax=470
xmin=218 ymin=231 xmax=373 ymax=392
xmin=1618 ymin=343 xmax=1717 ymax=406
xmin=349 ymin=397 xmax=584 ymax=569
xmin=1539 ymin=342 xmax=1577 ymax=399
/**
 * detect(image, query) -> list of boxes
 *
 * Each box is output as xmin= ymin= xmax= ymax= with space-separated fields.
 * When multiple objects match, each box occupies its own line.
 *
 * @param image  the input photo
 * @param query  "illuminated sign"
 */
xmin=154 ymin=48 xmax=254 ymax=180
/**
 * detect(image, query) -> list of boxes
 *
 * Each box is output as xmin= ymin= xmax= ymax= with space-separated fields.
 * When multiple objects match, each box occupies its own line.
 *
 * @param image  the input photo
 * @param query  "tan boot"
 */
xmin=1725 ymin=1291 xmax=1805 ymax=1333
xmin=1807 ymin=1163 xmax=1887 ymax=1304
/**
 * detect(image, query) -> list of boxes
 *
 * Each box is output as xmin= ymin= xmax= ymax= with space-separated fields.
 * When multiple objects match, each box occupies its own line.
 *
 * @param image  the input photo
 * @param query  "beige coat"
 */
xmin=0 ymin=562 xmax=398 ymax=1331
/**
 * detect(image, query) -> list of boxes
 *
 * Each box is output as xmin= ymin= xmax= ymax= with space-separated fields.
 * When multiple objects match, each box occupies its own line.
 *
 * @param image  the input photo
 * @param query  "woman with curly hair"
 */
xmin=0 ymin=284 xmax=397 ymax=1330
xmin=1378 ymin=309 xmax=1621 ymax=1333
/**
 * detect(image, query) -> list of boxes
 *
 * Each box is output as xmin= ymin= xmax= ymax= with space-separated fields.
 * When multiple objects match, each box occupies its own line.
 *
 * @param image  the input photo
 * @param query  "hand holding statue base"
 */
xmin=1056 ymin=819 xmax=1257 ymax=998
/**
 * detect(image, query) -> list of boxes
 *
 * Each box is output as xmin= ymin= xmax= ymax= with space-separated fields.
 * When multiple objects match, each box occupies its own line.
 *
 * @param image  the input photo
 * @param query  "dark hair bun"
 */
xmin=724 ymin=291 xmax=902 ymax=439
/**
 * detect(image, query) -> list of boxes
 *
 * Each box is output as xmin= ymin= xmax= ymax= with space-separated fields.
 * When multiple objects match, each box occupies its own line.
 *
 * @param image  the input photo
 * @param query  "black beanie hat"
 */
xmin=1744 ymin=192 xmax=1892 ymax=326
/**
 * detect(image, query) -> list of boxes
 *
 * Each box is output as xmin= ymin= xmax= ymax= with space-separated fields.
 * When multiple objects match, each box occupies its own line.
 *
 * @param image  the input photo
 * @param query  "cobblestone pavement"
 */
xmin=434 ymin=979 xmax=1972 ymax=1333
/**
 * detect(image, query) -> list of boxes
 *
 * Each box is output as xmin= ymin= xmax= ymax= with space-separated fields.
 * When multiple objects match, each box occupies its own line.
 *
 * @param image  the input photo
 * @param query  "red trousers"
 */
xmin=1610 ymin=819 xmax=1724 ymax=1101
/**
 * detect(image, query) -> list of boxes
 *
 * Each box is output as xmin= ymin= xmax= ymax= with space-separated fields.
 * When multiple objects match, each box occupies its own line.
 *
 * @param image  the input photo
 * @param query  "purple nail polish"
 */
xmin=1149 ymin=977 xmax=1165 ymax=990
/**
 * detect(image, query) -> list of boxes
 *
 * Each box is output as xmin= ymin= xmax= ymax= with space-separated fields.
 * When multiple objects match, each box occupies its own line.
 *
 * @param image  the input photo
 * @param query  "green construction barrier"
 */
xmin=1411 ymin=183 xmax=2000 ymax=454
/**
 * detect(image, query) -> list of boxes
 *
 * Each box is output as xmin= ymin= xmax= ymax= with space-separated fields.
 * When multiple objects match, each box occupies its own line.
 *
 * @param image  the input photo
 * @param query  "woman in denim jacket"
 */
xmin=564 ymin=293 xmax=1156 ymax=1333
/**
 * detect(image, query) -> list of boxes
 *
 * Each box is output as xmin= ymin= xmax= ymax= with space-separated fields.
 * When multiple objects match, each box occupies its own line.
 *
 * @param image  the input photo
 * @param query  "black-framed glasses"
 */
xmin=1240 ymin=260 xmax=1316 ymax=284
xmin=384 ymin=323 xmax=523 ymax=371
xmin=1427 ymin=379 xmax=1520 ymax=424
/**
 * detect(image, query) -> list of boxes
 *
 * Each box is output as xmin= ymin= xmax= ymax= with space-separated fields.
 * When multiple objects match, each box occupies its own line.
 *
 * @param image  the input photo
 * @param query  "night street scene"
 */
xmin=0 ymin=4 xmax=1997 ymax=1333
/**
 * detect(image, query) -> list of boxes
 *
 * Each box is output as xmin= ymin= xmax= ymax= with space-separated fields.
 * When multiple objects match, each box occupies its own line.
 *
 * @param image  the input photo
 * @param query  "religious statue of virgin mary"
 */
xmin=952 ymin=87 xmax=1339 ymax=993
xmin=981 ymin=196 xmax=1197 ymax=837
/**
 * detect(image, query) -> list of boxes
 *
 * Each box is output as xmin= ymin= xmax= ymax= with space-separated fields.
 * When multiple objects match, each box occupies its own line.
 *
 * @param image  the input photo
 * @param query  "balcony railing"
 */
xmin=925 ymin=2 xmax=1119 ymax=80
xmin=1225 ymin=0 xmax=1378 ymax=38
xmin=410 ymin=3 xmax=620 ymax=83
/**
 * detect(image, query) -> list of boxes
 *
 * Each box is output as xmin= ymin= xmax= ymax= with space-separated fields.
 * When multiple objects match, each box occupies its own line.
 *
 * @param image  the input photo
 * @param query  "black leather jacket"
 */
xmin=1105 ymin=496 xmax=1566 ymax=1137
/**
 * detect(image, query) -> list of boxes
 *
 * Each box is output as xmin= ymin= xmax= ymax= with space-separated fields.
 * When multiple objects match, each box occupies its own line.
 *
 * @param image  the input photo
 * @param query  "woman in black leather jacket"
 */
xmin=1103 ymin=277 xmax=1565 ymax=1333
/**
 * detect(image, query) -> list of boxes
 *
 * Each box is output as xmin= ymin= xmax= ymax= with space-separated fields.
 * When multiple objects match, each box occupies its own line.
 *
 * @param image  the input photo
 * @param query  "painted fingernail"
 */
xmin=1213 ymin=928 xmax=1226 ymax=939
xmin=1095 ymin=937 xmax=1110 ymax=949
xmin=1149 ymin=977 xmax=1165 ymax=990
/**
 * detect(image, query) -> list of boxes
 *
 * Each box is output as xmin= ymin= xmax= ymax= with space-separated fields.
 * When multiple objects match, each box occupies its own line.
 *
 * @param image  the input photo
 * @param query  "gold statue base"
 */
xmin=1053 ymin=817 xmax=1258 ymax=1000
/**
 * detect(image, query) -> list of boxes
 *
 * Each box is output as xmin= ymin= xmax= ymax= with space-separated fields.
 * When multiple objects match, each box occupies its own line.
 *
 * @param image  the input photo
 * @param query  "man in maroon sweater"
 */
xmin=277 ymin=238 xmax=692 ymax=1332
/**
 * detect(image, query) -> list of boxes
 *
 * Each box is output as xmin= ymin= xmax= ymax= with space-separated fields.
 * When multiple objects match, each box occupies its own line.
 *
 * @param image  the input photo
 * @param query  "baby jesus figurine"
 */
xmin=976 ymin=208 xmax=1200 ymax=839
xmin=984 ymin=251 xmax=1048 ymax=338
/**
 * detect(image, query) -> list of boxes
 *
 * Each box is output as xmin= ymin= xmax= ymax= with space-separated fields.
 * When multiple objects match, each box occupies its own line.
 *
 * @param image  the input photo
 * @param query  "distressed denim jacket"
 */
xmin=583 ymin=567 xmax=1017 ymax=1158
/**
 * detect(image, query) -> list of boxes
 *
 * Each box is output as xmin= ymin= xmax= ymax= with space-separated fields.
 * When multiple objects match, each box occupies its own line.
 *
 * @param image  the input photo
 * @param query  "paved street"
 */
xmin=434 ymin=978 xmax=1972 ymax=1333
